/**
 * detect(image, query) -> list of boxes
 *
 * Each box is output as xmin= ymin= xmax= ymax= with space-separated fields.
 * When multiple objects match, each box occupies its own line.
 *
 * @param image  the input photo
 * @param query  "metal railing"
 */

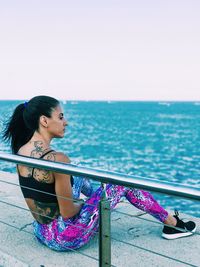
xmin=0 ymin=152 xmax=199 ymax=200
xmin=0 ymin=152 xmax=200 ymax=267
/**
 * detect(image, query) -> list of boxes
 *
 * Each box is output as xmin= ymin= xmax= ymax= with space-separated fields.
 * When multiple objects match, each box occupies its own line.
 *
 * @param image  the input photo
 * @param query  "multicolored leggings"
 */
xmin=33 ymin=177 xmax=168 ymax=251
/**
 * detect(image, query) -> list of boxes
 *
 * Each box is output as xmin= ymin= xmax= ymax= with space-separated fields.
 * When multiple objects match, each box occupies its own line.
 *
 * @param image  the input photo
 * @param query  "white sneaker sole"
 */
xmin=162 ymin=227 xmax=196 ymax=240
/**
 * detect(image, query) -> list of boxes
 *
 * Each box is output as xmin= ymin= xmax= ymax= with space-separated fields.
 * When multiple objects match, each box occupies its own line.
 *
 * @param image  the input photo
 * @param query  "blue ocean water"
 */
xmin=0 ymin=101 xmax=200 ymax=217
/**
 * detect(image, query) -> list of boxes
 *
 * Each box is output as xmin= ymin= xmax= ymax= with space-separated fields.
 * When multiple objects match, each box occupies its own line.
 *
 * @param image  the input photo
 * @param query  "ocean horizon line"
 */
xmin=0 ymin=99 xmax=200 ymax=103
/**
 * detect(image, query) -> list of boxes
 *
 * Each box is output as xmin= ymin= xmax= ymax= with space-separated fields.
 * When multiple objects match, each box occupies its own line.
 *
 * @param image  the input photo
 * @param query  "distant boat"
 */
xmin=158 ymin=102 xmax=171 ymax=106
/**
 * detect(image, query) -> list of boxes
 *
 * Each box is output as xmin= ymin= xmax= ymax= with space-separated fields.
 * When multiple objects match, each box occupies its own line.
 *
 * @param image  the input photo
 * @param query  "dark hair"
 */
xmin=2 ymin=95 xmax=59 ymax=154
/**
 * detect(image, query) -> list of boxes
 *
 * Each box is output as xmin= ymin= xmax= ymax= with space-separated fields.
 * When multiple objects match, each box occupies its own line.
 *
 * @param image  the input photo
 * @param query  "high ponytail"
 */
xmin=2 ymin=103 xmax=34 ymax=154
xmin=2 ymin=95 xmax=59 ymax=154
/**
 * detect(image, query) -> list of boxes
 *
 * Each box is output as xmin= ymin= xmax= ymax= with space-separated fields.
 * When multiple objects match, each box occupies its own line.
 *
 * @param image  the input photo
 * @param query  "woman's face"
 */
xmin=46 ymin=105 xmax=68 ymax=138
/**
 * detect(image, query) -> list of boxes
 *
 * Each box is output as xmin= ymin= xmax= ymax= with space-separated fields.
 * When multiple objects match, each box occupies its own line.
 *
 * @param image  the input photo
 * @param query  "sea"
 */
xmin=0 ymin=100 xmax=200 ymax=217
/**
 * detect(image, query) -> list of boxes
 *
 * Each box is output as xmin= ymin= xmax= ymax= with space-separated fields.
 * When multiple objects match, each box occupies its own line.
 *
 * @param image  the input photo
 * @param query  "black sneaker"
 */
xmin=162 ymin=210 xmax=196 ymax=240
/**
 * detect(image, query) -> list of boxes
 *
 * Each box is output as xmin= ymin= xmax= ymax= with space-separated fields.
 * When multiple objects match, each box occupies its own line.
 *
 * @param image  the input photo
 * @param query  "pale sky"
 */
xmin=0 ymin=0 xmax=200 ymax=101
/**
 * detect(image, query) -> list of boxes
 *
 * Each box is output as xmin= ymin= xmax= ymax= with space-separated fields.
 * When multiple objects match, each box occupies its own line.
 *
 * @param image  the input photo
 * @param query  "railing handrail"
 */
xmin=0 ymin=152 xmax=200 ymax=201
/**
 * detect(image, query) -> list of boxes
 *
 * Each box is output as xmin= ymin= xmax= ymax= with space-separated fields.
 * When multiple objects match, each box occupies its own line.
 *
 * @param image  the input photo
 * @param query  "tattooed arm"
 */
xmin=54 ymin=152 xmax=83 ymax=219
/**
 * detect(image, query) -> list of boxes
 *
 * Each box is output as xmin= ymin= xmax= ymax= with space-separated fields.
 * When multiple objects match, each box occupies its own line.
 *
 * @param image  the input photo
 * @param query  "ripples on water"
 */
xmin=0 ymin=101 xmax=199 ymax=217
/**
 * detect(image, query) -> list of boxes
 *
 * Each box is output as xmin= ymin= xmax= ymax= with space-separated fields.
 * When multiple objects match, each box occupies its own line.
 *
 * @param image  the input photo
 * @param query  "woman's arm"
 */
xmin=54 ymin=152 xmax=83 ymax=219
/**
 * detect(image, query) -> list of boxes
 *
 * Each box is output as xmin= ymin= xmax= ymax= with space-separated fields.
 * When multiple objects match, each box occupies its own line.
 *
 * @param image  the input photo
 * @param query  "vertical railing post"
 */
xmin=99 ymin=183 xmax=111 ymax=267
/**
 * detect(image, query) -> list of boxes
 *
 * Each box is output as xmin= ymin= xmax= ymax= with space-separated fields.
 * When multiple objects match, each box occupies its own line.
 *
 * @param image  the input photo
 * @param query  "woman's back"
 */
xmin=17 ymin=141 xmax=60 ymax=224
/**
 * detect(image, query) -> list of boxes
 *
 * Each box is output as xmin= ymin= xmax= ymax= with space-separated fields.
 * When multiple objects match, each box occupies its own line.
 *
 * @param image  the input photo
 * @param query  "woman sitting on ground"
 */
xmin=3 ymin=95 xmax=196 ymax=251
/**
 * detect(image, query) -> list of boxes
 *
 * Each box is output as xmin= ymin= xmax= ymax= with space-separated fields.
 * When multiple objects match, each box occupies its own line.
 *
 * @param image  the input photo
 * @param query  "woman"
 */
xmin=3 ymin=95 xmax=196 ymax=251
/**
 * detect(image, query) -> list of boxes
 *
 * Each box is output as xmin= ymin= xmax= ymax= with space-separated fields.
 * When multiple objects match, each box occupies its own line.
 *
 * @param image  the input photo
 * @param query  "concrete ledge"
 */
xmin=0 ymin=171 xmax=199 ymax=267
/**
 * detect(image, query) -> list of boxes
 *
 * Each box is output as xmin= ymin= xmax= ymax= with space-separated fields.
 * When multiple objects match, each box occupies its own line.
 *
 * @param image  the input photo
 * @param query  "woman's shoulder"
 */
xmin=53 ymin=151 xmax=71 ymax=164
xmin=17 ymin=145 xmax=70 ymax=164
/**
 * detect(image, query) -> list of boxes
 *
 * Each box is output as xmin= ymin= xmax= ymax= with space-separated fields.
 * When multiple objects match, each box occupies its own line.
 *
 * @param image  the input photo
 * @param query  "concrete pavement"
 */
xmin=0 ymin=171 xmax=199 ymax=267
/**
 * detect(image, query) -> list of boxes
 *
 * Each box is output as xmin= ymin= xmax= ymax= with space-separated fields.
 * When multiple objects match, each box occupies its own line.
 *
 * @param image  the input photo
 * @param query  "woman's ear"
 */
xmin=39 ymin=115 xmax=48 ymax=128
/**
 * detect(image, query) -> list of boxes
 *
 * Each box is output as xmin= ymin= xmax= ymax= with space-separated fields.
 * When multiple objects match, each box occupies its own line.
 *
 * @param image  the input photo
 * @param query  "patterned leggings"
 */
xmin=33 ymin=177 xmax=168 ymax=251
